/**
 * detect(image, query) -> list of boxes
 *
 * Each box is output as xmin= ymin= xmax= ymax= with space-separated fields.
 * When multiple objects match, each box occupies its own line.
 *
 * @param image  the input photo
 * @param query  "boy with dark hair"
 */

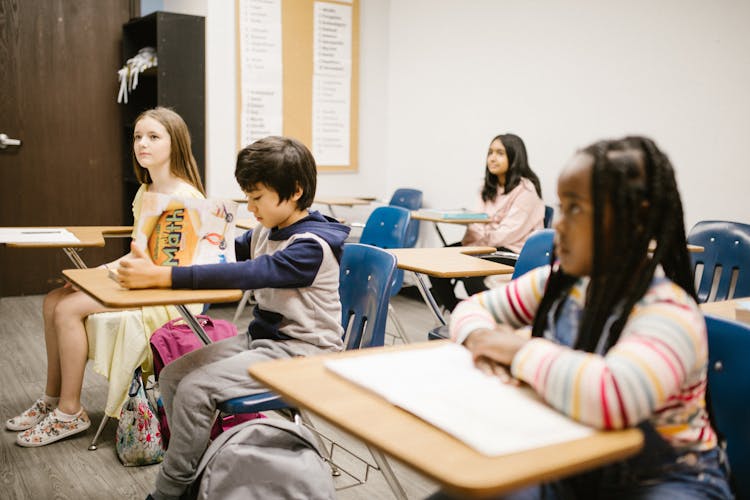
xmin=118 ymin=136 xmax=350 ymax=500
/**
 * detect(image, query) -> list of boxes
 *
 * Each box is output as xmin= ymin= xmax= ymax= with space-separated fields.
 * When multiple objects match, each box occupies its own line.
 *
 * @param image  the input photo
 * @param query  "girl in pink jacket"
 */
xmin=431 ymin=133 xmax=545 ymax=311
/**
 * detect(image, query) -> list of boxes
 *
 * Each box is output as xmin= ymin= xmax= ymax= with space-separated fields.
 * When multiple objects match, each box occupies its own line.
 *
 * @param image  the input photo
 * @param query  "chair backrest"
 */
xmin=543 ymin=205 xmax=554 ymax=229
xmin=359 ymin=206 xmax=410 ymax=249
xmin=688 ymin=220 xmax=750 ymax=303
xmin=512 ymin=229 xmax=555 ymax=279
xmin=339 ymin=243 xmax=397 ymax=350
xmin=216 ymin=244 xmax=396 ymax=416
xmin=359 ymin=206 xmax=410 ymax=295
xmin=704 ymin=314 xmax=750 ymax=498
xmin=388 ymin=188 xmax=423 ymax=211
xmin=388 ymin=188 xmax=423 ymax=248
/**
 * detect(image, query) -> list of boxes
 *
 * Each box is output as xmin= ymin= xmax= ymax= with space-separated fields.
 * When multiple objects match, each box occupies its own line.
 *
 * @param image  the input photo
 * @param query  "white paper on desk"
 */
xmin=325 ymin=343 xmax=594 ymax=456
xmin=0 ymin=228 xmax=80 ymax=244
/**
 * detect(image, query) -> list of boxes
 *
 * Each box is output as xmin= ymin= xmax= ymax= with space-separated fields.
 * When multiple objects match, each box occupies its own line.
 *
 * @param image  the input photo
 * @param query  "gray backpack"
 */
xmin=186 ymin=418 xmax=336 ymax=500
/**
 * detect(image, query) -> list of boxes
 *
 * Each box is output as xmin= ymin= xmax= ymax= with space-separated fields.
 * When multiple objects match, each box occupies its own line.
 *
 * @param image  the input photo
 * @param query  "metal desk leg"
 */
xmin=176 ymin=304 xmax=212 ymax=345
xmin=411 ymin=272 xmax=447 ymax=326
xmin=433 ymin=222 xmax=448 ymax=247
xmin=232 ymin=290 xmax=253 ymax=324
xmin=87 ymin=415 xmax=109 ymax=450
xmin=63 ymin=247 xmax=88 ymax=269
xmin=367 ymin=445 xmax=408 ymax=500
xmin=326 ymin=204 xmax=338 ymax=219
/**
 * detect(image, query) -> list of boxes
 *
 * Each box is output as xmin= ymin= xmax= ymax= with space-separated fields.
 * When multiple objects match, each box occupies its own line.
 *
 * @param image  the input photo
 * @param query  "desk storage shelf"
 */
xmin=120 ymin=11 xmax=205 ymax=223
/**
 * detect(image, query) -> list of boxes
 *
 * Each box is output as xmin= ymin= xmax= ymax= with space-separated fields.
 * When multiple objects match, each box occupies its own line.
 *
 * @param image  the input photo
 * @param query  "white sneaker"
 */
xmin=16 ymin=408 xmax=91 ymax=447
xmin=5 ymin=398 xmax=53 ymax=431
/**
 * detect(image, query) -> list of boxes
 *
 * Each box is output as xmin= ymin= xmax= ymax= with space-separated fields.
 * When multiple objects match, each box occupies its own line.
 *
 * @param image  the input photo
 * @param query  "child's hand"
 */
xmin=474 ymin=358 xmax=520 ymax=386
xmin=464 ymin=327 xmax=528 ymax=381
xmin=117 ymin=243 xmax=172 ymax=289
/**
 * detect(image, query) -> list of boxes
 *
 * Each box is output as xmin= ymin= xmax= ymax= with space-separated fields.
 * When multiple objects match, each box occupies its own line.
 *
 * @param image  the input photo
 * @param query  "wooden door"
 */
xmin=0 ymin=0 xmax=131 ymax=296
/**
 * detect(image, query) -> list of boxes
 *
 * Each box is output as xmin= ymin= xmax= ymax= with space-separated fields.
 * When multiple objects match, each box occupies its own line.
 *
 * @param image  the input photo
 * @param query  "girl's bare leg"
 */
xmin=41 ymin=286 xmax=76 ymax=397
xmin=52 ymin=290 xmax=116 ymax=414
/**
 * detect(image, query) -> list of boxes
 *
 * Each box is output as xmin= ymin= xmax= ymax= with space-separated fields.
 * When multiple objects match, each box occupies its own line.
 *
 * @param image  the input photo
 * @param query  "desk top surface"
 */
xmin=248 ymin=341 xmax=643 ymax=498
xmin=63 ymin=268 xmax=242 ymax=308
xmin=700 ymin=298 xmax=749 ymax=321
xmin=411 ymin=211 xmax=491 ymax=224
xmin=388 ymin=246 xmax=513 ymax=278
xmin=2 ymin=226 xmax=132 ymax=248
xmin=314 ymin=196 xmax=372 ymax=206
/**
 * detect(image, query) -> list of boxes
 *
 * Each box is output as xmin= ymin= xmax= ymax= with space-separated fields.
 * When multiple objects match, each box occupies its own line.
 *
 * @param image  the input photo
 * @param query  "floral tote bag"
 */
xmin=115 ymin=367 xmax=164 ymax=466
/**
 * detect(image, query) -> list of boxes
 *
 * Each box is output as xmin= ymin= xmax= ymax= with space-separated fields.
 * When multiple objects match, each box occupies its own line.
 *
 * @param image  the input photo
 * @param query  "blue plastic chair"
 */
xmin=389 ymin=188 xmax=423 ymax=248
xmin=219 ymin=243 xmax=396 ymax=414
xmin=511 ymin=229 xmax=554 ymax=279
xmin=216 ymin=244 xmax=403 ymax=492
xmin=543 ymin=205 xmax=554 ymax=229
xmin=687 ymin=221 xmax=750 ymax=303
xmin=360 ymin=205 xmax=410 ymax=291
xmin=428 ymin=229 xmax=554 ymax=341
xmin=358 ymin=206 xmax=411 ymax=343
xmin=704 ymin=314 xmax=750 ymax=498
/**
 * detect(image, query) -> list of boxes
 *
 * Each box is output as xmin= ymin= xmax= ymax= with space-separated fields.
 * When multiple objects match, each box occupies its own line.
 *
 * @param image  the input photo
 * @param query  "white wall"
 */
xmin=163 ymin=0 xmax=750 ymax=237
xmin=385 ymin=0 xmax=750 ymax=236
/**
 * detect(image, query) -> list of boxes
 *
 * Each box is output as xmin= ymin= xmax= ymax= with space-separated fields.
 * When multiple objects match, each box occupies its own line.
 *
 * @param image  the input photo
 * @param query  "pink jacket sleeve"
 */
xmin=462 ymin=179 xmax=544 ymax=253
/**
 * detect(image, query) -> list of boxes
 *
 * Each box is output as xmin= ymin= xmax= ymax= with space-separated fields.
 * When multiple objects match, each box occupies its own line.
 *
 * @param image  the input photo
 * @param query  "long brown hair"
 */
xmin=131 ymin=107 xmax=205 ymax=195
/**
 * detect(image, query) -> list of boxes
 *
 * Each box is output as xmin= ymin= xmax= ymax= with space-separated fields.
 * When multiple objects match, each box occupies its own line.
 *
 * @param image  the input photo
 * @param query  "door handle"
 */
xmin=0 ymin=133 xmax=22 ymax=149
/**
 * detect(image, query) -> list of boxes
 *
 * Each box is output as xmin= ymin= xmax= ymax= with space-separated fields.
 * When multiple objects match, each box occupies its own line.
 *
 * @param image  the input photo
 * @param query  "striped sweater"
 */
xmin=450 ymin=265 xmax=716 ymax=451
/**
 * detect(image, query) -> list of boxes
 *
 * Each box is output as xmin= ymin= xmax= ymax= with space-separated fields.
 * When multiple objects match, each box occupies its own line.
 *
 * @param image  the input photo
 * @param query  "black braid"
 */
xmin=531 ymin=136 xmax=696 ymax=352
xmin=481 ymin=133 xmax=542 ymax=202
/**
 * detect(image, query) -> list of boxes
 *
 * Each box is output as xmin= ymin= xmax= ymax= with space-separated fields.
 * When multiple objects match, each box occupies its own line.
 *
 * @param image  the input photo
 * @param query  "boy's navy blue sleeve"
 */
xmin=171 ymin=238 xmax=324 ymax=290
xmin=234 ymin=230 xmax=253 ymax=261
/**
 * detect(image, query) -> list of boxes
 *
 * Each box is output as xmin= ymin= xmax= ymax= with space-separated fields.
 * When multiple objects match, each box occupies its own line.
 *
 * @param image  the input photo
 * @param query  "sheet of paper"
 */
xmin=0 ymin=228 xmax=80 ymax=244
xmin=326 ymin=343 xmax=594 ymax=456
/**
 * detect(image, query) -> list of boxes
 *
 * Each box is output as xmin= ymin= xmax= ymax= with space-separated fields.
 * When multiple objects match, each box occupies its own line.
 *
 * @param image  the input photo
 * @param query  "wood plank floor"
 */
xmin=0 ymin=289 xmax=443 ymax=500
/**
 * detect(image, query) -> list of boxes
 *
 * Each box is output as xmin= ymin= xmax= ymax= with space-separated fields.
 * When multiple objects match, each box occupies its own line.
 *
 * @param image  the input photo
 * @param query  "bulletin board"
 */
xmin=236 ymin=0 xmax=359 ymax=172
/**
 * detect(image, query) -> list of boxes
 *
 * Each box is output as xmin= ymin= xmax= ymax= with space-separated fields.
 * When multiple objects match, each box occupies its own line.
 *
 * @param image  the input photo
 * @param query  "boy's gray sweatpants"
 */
xmin=154 ymin=333 xmax=323 ymax=498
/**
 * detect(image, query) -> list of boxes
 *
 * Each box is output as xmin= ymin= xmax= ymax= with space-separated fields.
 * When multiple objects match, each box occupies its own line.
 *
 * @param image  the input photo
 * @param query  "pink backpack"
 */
xmin=149 ymin=315 xmax=263 ymax=446
xmin=150 ymin=315 xmax=238 ymax=378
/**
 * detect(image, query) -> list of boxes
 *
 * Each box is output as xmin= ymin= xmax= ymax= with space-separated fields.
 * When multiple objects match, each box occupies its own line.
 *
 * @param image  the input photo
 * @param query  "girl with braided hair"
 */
xmin=440 ymin=137 xmax=732 ymax=499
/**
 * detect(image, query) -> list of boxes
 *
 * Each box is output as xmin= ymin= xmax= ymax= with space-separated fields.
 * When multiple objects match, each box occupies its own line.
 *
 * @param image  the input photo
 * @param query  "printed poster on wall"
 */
xmin=238 ymin=0 xmax=284 ymax=147
xmin=312 ymin=1 xmax=352 ymax=166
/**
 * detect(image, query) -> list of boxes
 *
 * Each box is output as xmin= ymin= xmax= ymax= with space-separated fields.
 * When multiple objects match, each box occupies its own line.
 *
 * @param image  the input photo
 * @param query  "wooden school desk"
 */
xmin=248 ymin=341 xmax=644 ymax=499
xmin=411 ymin=211 xmax=491 ymax=246
xmin=700 ymin=298 xmax=750 ymax=322
xmin=388 ymin=246 xmax=513 ymax=326
xmin=314 ymin=196 xmax=372 ymax=219
xmin=62 ymin=268 xmax=242 ymax=344
xmin=1 ymin=226 xmax=132 ymax=269
xmin=62 ymin=267 xmax=242 ymax=448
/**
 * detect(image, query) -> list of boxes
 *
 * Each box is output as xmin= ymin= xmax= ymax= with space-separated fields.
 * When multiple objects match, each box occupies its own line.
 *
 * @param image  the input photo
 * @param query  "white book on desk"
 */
xmin=325 ymin=343 xmax=593 ymax=457
xmin=0 ymin=228 xmax=80 ymax=244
